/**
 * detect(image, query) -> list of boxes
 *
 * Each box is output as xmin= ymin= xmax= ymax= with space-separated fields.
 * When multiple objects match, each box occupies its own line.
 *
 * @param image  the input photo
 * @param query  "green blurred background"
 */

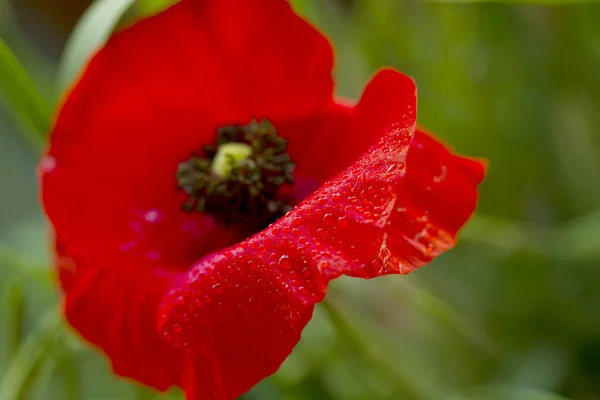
xmin=2 ymin=0 xmax=600 ymax=399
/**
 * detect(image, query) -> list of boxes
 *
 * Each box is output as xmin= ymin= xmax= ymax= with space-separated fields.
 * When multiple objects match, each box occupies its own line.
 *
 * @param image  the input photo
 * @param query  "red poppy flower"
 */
xmin=40 ymin=0 xmax=485 ymax=399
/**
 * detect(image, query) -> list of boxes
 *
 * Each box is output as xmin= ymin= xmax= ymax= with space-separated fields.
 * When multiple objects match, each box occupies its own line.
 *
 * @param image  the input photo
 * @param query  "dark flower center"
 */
xmin=176 ymin=119 xmax=295 ymax=230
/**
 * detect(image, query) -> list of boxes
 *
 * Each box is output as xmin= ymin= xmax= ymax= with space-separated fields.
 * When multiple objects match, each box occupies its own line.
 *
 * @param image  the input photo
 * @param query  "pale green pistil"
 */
xmin=211 ymin=142 xmax=252 ymax=178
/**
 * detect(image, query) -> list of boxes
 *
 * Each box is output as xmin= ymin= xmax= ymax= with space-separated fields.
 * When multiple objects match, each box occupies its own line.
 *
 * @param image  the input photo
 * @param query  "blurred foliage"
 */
xmin=54 ymin=0 xmax=136 ymax=93
xmin=2 ymin=0 xmax=600 ymax=399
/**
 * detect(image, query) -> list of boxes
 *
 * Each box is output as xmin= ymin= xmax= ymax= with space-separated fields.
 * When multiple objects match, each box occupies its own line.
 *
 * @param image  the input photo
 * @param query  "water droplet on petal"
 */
xmin=144 ymin=209 xmax=162 ymax=223
xmin=323 ymin=214 xmax=335 ymax=225
xmin=278 ymin=255 xmax=292 ymax=271
xmin=39 ymin=155 xmax=57 ymax=174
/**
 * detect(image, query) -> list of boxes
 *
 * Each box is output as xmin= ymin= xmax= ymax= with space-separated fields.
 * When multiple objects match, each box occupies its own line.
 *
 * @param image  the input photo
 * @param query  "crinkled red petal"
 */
xmin=158 ymin=70 xmax=484 ymax=399
xmin=55 ymin=240 xmax=185 ymax=390
xmin=42 ymin=2 xmax=484 ymax=397
xmin=160 ymin=250 xmax=317 ymax=399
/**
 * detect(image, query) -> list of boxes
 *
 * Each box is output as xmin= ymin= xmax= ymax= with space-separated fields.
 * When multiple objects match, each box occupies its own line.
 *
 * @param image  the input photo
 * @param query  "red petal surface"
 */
xmin=42 ymin=1 xmax=484 ymax=398
xmin=42 ymin=0 xmax=334 ymax=394
xmin=158 ymin=70 xmax=484 ymax=399
xmin=55 ymin=240 xmax=185 ymax=390
xmin=42 ymin=0 xmax=333 ymax=263
xmin=290 ymin=70 xmax=485 ymax=278
xmin=159 ymin=250 xmax=318 ymax=399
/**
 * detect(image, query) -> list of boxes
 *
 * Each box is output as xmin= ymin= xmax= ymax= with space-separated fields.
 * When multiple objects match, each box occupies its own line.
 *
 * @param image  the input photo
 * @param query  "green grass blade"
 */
xmin=447 ymin=385 xmax=571 ymax=400
xmin=389 ymin=277 xmax=497 ymax=356
xmin=136 ymin=0 xmax=179 ymax=17
xmin=0 ymin=282 xmax=24 ymax=376
xmin=0 ymin=308 xmax=63 ymax=400
xmin=0 ymin=38 xmax=51 ymax=151
xmin=55 ymin=0 xmax=136 ymax=95
xmin=57 ymin=347 xmax=80 ymax=400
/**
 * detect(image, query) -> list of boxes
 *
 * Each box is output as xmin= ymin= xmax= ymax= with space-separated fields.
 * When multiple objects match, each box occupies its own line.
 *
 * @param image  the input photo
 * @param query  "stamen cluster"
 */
xmin=177 ymin=119 xmax=295 ymax=228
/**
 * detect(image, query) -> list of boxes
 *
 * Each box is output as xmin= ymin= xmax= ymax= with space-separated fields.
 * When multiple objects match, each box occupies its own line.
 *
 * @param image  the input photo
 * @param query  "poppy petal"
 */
xmin=159 ymin=70 xmax=483 ymax=399
xmin=42 ymin=1 xmax=333 ymax=394
xmin=186 ymin=0 xmax=334 ymax=120
xmin=289 ymin=70 xmax=485 ymax=279
xmin=55 ymin=241 xmax=185 ymax=390
xmin=280 ymin=69 xmax=485 ymax=279
xmin=41 ymin=0 xmax=333 ymax=266
xmin=159 ymin=250 xmax=317 ymax=399
xmin=42 ymin=0 xmax=484 ymax=394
